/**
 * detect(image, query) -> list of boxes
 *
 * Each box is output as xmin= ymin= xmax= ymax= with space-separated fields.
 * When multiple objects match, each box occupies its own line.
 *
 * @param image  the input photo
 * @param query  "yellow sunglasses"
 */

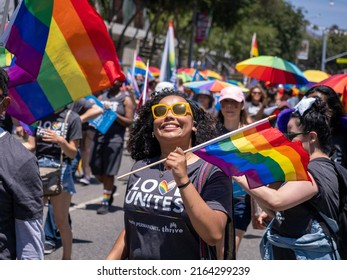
xmin=151 ymin=102 xmax=193 ymax=119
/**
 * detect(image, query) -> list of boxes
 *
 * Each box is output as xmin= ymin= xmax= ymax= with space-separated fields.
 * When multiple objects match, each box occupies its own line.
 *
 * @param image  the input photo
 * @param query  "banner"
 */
xmin=297 ymin=39 xmax=309 ymax=60
xmin=195 ymin=12 xmax=212 ymax=44
xmin=85 ymin=95 xmax=117 ymax=134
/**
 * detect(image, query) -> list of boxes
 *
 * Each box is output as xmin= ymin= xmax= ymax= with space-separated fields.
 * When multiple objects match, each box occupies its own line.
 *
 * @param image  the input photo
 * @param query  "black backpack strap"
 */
xmin=331 ymin=161 xmax=347 ymax=259
xmin=196 ymin=161 xmax=236 ymax=260
xmin=308 ymin=160 xmax=344 ymax=259
xmin=196 ymin=161 xmax=215 ymax=259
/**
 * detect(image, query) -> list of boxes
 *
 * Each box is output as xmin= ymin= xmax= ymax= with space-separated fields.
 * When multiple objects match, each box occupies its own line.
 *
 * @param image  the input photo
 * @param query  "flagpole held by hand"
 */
xmin=116 ymin=116 xmax=276 ymax=180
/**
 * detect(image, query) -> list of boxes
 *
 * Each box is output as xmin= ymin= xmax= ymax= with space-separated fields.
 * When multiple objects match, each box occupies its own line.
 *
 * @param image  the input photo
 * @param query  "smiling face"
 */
xmin=251 ymin=88 xmax=263 ymax=103
xmin=220 ymin=99 xmax=243 ymax=121
xmin=152 ymin=95 xmax=196 ymax=151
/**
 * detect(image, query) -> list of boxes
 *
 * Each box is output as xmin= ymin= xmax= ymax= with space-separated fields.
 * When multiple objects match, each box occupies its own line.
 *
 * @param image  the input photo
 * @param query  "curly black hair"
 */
xmin=291 ymin=97 xmax=332 ymax=155
xmin=305 ymin=85 xmax=346 ymax=134
xmin=127 ymin=89 xmax=218 ymax=161
xmin=0 ymin=67 xmax=9 ymax=96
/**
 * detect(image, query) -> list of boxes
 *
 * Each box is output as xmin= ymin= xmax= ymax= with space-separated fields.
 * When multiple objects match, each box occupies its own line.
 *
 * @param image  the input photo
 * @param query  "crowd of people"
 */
xmin=1 ymin=65 xmax=346 ymax=260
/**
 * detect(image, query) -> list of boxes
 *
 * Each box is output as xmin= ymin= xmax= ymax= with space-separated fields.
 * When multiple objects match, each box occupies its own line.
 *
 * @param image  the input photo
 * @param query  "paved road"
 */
xmin=45 ymin=148 xmax=263 ymax=260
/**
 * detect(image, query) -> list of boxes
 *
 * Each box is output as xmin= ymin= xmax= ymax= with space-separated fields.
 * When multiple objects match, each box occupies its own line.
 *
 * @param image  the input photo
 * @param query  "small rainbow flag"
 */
xmin=0 ymin=0 xmax=124 ymax=124
xmin=159 ymin=21 xmax=177 ymax=85
xmin=126 ymin=69 xmax=140 ymax=98
xmin=250 ymin=33 xmax=259 ymax=57
xmin=134 ymin=55 xmax=153 ymax=79
xmin=194 ymin=119 xmax=310 ymax=189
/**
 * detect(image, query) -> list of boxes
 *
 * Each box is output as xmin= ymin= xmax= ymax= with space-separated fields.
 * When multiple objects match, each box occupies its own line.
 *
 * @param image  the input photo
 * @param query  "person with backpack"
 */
xmin=234 ymin=97 xmax=341 ymax=259
xmin=105 ymin=89 xmax=233 ymax=260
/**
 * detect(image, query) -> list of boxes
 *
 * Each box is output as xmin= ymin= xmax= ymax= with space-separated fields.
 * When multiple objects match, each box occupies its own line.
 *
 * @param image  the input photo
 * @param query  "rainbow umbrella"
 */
xmin=200 ymin=69 xmax=223 ymax=80
xmin=236 ymin=55 xmax=308 ymax=85
xmin=177 ymin=72 xmax=192 ymax=82
xmin=183 ymin=80 xmax=240 ymax=93
xmin=177 ymin=67 xmax=197 ymax=76
xmin=303 ymin=70 xmax=330 ymax=83
xmin=227 ymin=79 xmax=249 ymax=93
xmin=314 ymin=74 xmax=347 ymax=94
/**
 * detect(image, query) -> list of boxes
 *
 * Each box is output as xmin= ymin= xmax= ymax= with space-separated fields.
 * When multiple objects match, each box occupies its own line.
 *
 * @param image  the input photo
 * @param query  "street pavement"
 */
xmin=44 ymin=147 xmax=263 ymax=260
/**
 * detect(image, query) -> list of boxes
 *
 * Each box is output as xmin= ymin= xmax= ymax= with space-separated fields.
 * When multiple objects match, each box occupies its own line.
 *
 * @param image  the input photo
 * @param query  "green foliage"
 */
xmin=90 ymin=0 xmax=346 ymax=74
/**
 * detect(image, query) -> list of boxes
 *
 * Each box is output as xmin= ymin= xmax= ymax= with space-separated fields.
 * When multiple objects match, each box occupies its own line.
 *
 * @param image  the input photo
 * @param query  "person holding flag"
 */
xmin=106 ymin=89 xmax=232 ymax=260
xmin=234 ymin=97 xmax=341 ymax=260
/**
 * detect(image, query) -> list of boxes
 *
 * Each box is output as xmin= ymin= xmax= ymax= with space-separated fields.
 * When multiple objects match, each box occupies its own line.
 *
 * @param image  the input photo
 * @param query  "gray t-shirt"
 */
xmin=0 ymin=130 xmax=44 ymax=259
xmin=123 ymin=157 xmax=232 ymax=259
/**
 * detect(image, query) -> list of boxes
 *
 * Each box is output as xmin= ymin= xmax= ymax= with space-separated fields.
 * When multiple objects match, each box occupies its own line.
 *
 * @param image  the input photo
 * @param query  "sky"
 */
xmin=287 ymin=0 xmax=347 ymax=31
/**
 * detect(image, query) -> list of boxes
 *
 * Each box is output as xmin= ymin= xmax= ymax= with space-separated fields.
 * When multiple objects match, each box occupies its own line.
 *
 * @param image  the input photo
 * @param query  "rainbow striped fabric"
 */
xmin=0 ymin=0 xmax=124 ymax=124
xmin=194 ymin=120 xmax=310 ymax=189
xmin=0 ymin=48 xmax=13 ymax=67
xmin=250 ymin=33 xmax=259 ymax=57
xmin=134 ymin=55 xmax=153 ymax=79
xmin=159 ymin=21 xmax=176 ymax=85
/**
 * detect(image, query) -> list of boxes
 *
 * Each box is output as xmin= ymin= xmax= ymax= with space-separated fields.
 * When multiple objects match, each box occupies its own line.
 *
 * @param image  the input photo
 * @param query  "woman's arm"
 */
xmin=22 ymin=135 xmax=36 ymax=152
xmin=233 ymin=174 xmax=318 ymax=211
xmin=166 ymin=147 xmax=228 ymax=246
xmin=106 ymin=229 xmax=127 ymax=260
xmin=41 ymin=129 xmax=79 ymax=159
xmin=114 ymin=96 xmax=134 ymax=127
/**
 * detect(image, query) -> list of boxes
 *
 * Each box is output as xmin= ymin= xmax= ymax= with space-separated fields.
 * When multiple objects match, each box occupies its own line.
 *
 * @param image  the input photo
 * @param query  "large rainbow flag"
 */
xmin=193 ymin=119 xmax=310 ymax=189
xmin=0 ymin=0 xmax=124 ymax=124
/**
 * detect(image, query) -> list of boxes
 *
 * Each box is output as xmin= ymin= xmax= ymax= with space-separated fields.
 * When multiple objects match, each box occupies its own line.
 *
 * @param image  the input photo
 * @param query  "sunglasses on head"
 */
xmin=284 ymin=131 xmax=309 ymax=141
xmin=151 ymin=102 xmax=193 ymax=119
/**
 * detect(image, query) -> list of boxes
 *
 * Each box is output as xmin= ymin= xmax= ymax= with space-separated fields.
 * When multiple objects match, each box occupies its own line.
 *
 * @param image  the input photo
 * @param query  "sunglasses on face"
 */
xmin=252 ymin=91 xmax=262 ymax=95
xmin=151 ymin=102 xmax=193 ymax=119
xmin=285 ymin=131 xmax=309 ymax=141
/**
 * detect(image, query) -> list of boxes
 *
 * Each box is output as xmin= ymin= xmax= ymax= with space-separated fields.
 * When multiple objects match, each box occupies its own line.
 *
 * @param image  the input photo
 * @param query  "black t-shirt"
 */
xmin=67 ymin=98 xmax=94 ymax=131
xmin=0 ymin=113 xmax=13 ymax=133
xmin=35 ymin=109 xmax=82 ymax=161
xmin=271 ymin=157 xmax=340 ymax=238
xmin=332 ymin=129 xmax=347 ymax=168
xmin=123 ymin=157 xmax=232 ymax=260
xmin=0 ymin=130 xmax=43 ymax=259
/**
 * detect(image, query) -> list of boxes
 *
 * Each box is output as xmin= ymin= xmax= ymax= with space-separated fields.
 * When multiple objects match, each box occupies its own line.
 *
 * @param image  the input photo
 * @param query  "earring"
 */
xmin=152 ymin=132 xmax=155 ymax=138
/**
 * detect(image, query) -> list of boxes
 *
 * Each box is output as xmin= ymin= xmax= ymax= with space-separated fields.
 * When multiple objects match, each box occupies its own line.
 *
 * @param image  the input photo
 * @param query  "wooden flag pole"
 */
xmin=116 ymin=116 xmax=276 ymax=180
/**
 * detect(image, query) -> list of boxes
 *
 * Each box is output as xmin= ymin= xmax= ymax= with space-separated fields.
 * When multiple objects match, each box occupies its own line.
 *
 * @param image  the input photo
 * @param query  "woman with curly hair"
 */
xmin=106 ymin=89 xmax=232 ymax=260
